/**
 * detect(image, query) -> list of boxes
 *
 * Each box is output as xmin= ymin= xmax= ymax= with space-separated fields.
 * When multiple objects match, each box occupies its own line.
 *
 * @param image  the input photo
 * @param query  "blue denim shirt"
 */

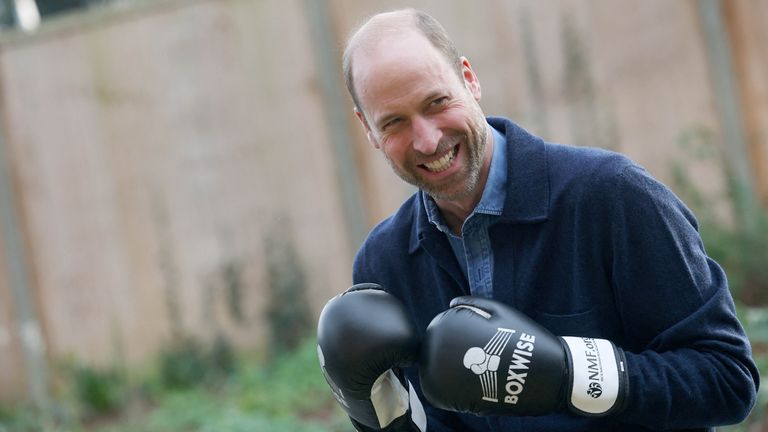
xmin=422 ymin=126 xmax=507 ymax=298
xmin=353 ymin=117 xmax=759 ymax=431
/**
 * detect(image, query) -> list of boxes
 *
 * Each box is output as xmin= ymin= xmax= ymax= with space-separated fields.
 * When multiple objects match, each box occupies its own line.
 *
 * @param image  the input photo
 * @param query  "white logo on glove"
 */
xmin=317 ymin=345 xmax=349 ymax=408
xmin=463 ymin=328 xmax=515 ymax=402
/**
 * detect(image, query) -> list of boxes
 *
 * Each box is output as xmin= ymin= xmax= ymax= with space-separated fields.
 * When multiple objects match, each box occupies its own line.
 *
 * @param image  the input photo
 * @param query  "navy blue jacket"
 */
xmin=352 ymin=117 xmax=759 ymax=431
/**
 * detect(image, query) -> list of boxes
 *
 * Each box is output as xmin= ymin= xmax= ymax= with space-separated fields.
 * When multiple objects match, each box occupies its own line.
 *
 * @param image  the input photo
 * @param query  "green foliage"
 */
xmin=223 ymin=261 xmax=246 ymax=324
xmin=138 ymin=387 xmax=344 ymax=432
xmin=137 ymin=337 xmax=347 ymax=432
xmin=0 ymin=406 xmax=53 ymax=432
xmin=158 ymin=334 xmax=235 ymax=390
xmin=264 ymin=231 xmax=313 ymax=355
xmin=209 ymin=333 xmax=236 ymax=378
xmin=144 ymin=390 xmax=222 ymax=431
xmin=72 ymin=365 xmax=125 ymax=416
xmin=159 ymin=337 xmax=209 ymax=389
xmin=234 ymin=338 xmax=334 ymax=419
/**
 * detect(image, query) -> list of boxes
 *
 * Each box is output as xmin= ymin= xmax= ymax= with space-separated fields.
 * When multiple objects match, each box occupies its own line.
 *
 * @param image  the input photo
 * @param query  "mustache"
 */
xmin=414 ymin=135 xmax=462 ymax=159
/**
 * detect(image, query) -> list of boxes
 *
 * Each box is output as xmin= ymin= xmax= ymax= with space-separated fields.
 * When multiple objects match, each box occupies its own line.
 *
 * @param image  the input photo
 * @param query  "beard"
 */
xmin=383 ymin=110 xmax=488 ymax=202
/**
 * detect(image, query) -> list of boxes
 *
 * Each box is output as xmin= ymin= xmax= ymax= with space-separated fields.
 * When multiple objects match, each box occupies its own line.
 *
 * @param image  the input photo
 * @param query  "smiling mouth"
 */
xmin=422 ymin=146 xmax=459 ymax=173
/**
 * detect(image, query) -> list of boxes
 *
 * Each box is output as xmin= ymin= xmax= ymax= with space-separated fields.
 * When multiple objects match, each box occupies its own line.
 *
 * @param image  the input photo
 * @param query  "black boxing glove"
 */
xmin=317 ymin=284 xmax=426 ymax=432
xmin=419 ymin=296 xmax=629 ymax=417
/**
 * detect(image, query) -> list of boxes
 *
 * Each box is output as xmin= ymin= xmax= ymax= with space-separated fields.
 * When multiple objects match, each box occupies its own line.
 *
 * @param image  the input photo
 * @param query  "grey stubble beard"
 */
xmin=383 ymin=112 xmax=488 ymax=202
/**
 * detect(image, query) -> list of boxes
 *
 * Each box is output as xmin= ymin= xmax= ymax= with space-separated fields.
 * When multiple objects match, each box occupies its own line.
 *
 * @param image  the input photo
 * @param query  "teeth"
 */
xmin=424 ymin=147 xmax=457 ymax=173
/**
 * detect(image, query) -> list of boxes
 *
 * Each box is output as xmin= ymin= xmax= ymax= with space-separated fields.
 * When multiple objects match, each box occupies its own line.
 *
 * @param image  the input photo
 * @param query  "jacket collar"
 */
xmin=489 ymin=117 xmax=550 ymax=224
xmin=408 ymin=117 xmax=550 ymax=254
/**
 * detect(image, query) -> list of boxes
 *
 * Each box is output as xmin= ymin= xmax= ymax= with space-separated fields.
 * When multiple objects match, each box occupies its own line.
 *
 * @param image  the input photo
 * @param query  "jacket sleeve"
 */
xmin=605 ymin=164 xmax=759 ymax=429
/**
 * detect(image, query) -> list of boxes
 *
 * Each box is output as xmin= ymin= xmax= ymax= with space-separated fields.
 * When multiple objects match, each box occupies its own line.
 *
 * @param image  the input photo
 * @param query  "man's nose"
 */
xmin=411 ymin=116 xmax=442 ymax=154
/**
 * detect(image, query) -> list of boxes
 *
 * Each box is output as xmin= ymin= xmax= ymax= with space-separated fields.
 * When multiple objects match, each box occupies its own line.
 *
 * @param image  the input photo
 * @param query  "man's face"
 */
xmin=352 ymin=31 xmax=489 ymax=202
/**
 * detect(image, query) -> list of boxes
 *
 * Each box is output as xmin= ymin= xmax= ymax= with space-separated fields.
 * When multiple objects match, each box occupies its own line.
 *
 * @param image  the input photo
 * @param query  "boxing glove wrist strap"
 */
xmin=561 ymin=336 xmax=629 ymax=416
xmin=370 ymin=369 xmax=426 ymax=430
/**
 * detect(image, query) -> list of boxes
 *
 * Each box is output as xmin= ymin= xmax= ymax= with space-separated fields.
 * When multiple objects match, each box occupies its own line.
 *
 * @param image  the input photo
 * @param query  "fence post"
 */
xmin=696 ymin=0 xmax=759 ymax=230
xmin=0 ymin=89 xmax=51 ymax=415
xmin=303 ymin=0 xmax=369 ymax=252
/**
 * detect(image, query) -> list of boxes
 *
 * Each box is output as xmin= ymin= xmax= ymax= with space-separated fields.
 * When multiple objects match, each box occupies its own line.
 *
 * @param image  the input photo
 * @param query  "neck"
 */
xmin=433 ymin=126 xmax=495 ymax=235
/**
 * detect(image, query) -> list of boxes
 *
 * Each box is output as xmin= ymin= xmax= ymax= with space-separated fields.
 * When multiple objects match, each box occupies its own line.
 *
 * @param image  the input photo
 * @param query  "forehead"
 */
xmin=352 ymin=31 xmax=460 ymax=115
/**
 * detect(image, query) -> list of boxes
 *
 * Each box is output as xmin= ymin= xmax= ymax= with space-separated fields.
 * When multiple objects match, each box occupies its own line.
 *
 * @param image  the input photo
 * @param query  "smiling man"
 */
xmin=316 ymin=8 xmax=759 ymax=432
xmin=347 ymin=11 xmax=491 ymax=233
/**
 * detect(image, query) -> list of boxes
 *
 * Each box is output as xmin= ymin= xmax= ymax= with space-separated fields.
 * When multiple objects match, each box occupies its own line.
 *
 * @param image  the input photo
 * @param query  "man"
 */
xmin=316 ymin=8 xmax=759 ymax=432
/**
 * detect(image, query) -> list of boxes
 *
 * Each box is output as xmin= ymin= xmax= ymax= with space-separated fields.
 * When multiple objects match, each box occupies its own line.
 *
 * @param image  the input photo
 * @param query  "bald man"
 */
xmin=317 ymin=9 xmax=759 ymax=432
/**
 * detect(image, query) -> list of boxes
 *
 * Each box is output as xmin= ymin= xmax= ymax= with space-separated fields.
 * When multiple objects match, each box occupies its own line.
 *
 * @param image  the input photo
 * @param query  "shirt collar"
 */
xmin=474 ymin=126 xmax=507 ymax=215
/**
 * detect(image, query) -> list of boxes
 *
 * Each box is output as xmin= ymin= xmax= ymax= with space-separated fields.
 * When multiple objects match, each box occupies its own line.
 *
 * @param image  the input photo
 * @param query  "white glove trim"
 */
xmin=408 ymin=380 xmax=427 ymax=432
xmin=370 ymin=369 xmax=410 ymax=428
xmin=562 ymin=336 xmax=623 ymax=415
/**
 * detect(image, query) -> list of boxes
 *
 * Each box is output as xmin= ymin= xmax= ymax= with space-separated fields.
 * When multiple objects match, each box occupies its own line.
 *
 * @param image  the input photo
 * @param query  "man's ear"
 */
xmin=461 ymin=57 xmax=482 ymax=102
xmin=355 ymin=108 xmax=380 ymax=149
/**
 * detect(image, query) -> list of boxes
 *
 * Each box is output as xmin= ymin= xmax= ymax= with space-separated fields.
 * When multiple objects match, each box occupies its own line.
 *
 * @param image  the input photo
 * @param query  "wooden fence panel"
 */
xmin=0 ymin=0 xmax=354 ymax=401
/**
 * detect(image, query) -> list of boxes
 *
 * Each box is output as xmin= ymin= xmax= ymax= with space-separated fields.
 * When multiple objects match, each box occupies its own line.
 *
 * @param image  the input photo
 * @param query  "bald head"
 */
xmin=343 ymin=9 xmax=462 ymax=115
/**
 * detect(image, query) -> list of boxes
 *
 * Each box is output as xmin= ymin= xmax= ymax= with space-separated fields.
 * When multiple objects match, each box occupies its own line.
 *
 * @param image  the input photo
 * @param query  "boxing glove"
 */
xmin=317 ymin=284 xmax=426 ymax=432
xmin=419 ymin=296 xmax=629 ymax=417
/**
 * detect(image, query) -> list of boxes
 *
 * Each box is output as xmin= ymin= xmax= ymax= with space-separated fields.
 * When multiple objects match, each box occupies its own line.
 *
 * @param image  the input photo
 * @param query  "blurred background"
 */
xmin=0 ymin=0 xmax=765 ymax=430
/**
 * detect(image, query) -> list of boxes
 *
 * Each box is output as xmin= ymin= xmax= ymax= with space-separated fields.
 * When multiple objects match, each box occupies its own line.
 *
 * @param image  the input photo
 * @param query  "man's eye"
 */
xmin=432 ymin=97 xmax=448 ymax=106
xmin=383 ymin=118 xmax=401 ymax=130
